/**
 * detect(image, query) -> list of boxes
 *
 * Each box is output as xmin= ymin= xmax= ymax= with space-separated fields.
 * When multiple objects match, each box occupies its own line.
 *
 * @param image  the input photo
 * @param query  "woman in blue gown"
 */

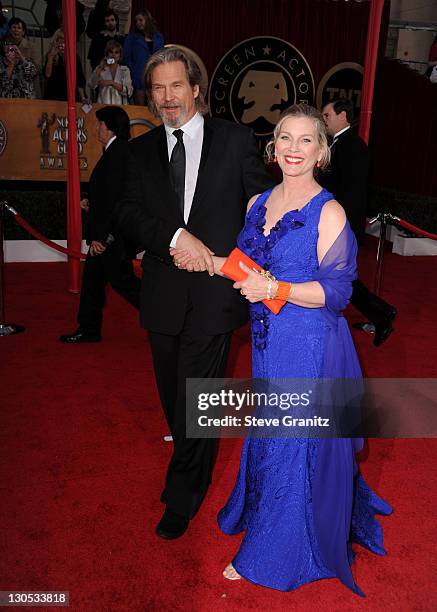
xmin=212 ymin=105 xmax=391 ymax=595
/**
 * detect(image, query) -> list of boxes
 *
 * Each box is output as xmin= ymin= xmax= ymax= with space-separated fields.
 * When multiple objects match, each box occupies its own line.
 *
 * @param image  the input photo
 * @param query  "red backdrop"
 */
xmin=131 ymin=0 xmax=436 ymax=197
xmin=132 ymin=0 xmax=381 ymax=83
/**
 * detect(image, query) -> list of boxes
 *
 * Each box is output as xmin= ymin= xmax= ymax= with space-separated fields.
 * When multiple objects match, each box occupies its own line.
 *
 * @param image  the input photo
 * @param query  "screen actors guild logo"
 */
xmin=0 ymin=119 xmax=7 ymax=157
xmin=209 ymin=36 xmax=314 ymax=144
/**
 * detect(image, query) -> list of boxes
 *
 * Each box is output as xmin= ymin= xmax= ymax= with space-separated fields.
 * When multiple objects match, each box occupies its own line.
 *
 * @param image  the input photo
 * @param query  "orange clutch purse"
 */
xmin=220 ymin=248 xmax=286 ymax=315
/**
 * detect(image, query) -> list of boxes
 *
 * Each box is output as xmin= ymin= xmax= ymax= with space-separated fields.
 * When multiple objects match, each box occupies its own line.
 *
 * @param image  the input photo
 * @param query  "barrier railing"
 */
xmin=368 ymin=212 xmax=437 ymax=297
xmin=1 ymin=201 xmax=437 ymax=339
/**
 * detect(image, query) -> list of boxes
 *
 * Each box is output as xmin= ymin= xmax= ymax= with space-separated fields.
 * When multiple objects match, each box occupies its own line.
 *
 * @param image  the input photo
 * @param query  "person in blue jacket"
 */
xmin=123 ymin=9 xmax=163 ymax=105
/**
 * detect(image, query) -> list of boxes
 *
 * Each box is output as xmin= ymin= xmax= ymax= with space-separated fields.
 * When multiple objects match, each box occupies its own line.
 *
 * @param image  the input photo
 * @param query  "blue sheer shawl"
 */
xmin=312 ymin=221 xmax=365 ymax=596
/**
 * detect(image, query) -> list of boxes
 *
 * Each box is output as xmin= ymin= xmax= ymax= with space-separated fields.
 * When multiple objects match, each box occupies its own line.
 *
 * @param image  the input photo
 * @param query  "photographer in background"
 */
xmin=2 ymin=17 xmax=38 ymax=66
xmin=88 ymin=40 xmax=132 ymax=105
xmin=44 ymin=30 xmax=87 ymax=102
xmin=2 ymin=16 xmax=40 ymax=97
xmin=0 ymin=41 xmax=37 ymax=98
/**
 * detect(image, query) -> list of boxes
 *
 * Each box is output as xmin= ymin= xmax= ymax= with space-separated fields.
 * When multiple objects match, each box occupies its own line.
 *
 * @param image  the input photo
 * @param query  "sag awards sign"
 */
xmin=0 ymin=99 xmax=159 ymax=182
xmin=209 ymin=36 xmax=315 ymax=147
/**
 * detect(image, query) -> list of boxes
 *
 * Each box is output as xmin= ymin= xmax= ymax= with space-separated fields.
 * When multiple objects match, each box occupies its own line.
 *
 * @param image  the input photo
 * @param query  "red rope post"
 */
xmin=63 ymin=0 xmax=82 ymax=293
xmin=374 ymin=213 xmax=387 ymax=296
xmin=0 ymin=202 xmax=25 ymax=336
xmin=359 ymin=0 xmax=385 ymax=144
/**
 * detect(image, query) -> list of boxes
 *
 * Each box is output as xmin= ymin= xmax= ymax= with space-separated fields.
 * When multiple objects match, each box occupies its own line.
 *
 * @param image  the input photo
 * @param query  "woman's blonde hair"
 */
xmin=47 ymin=30 xmax=64 ymax=66
xmin=265 ymin=104 xmax=330 ymax=171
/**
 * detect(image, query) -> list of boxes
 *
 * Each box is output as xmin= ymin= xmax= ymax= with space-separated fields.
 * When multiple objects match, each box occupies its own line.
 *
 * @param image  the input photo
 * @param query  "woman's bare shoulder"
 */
xmin=319 ymin=198 xmax=346 ymax=230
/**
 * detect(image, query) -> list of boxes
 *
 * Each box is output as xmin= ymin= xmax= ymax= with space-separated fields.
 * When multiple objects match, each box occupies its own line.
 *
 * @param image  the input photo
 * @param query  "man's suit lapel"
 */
xmin=188 ymin=118 xmax=214 ymax=220
xmin=157 ymin=126 xmax=170 ymax=179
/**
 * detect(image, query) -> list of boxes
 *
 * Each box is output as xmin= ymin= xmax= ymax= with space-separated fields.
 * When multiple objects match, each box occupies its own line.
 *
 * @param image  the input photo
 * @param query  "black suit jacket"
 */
xmin=87 ymin=137 xmax=132 ymax=247
xmin=320 ymin=127 xmax=369 ymax=243
xmin=115 ymin=116 xmax=275 ymax=335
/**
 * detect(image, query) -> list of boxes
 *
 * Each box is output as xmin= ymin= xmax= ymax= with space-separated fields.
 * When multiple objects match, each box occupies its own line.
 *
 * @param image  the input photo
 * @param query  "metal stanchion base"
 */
xmin=0 ymin=323 xmax=25 ymax=336
xmin=353 ymin=322 xmax=376 ymax=334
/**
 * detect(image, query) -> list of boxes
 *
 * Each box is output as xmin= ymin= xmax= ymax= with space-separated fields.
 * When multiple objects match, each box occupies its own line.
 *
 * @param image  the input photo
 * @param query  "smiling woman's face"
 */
xmin=275 ymin=116 xmax=322 ymax=178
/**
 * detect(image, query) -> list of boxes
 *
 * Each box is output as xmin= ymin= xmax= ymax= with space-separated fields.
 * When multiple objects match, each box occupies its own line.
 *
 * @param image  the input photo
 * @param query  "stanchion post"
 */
xmin=374 ymin=212 xmax=387 ymax=296
xmin=0 ymin=201 xmax=25 ymax=336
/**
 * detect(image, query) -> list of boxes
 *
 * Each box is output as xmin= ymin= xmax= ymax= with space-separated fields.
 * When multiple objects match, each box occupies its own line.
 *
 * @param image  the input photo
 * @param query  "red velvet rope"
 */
xmin=12 ymin=213 xmax=87 ymax=259
xmin=396 ymin=219 xmax=437 ymax=242
xmin=9 ymin=209 xmax=437 ymax=263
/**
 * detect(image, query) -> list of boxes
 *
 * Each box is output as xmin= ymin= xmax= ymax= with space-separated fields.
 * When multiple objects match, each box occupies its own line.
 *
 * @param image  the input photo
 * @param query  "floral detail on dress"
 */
xmin=237 ymin=188 xmax=305 ymax=350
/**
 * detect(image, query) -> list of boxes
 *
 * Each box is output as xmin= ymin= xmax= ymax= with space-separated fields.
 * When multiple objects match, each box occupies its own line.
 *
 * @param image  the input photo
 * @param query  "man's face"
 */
xmin=104 ymin=15 xmax=117 ymax=32
xmin=322 ymin=103 xmax=347 ymax=136
xmin=96 ymin=120 xmax=113 ymax=146
xmin=151 ymin=61 xmax=199 ymax=128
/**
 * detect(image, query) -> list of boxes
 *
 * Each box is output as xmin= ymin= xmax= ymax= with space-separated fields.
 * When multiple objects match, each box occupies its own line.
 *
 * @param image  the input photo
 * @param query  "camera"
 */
xmin=106 ymin=57 xmax=115 ymax=65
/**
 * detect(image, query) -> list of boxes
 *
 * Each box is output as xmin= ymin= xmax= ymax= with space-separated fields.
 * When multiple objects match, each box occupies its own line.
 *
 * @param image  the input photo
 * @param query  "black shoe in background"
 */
xmin=59 ymin=328 xmax=101 ymax=343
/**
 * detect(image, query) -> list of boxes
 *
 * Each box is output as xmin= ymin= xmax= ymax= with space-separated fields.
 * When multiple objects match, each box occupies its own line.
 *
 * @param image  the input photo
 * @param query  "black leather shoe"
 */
xmin=156 ymin=508 xmax=189 ymax=540
xmin=59 ymin=329 xmax=101 ymax=343
xmin=373 ymin=308 xmax=397 ymax=347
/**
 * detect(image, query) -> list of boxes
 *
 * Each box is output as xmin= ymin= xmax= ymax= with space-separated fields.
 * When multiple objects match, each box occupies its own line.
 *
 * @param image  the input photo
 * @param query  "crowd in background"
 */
xmin=0 ymin=1 xmax=164 ymax=105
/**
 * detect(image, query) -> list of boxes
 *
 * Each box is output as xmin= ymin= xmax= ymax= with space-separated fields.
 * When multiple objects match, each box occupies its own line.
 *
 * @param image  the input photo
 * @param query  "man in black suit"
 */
xmin=321 ymin=98 xmax=396 ymax=346
xmin=114 ymin=47 xmax=274 ymax=539
xmin=60 ymin=106 xmax=141 ymax=343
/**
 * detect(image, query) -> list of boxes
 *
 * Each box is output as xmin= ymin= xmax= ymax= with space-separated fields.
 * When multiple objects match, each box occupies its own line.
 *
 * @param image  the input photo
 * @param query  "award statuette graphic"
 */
xmin=37 ymin=112 xmax=56 ymax=154
xmin=209 ymin=36 xmax=314 ymax=147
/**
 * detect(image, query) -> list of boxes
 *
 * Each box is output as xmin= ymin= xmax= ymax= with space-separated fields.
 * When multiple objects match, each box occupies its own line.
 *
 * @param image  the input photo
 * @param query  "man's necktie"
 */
xmin=169 ymin=129 xmax=186 ymax=217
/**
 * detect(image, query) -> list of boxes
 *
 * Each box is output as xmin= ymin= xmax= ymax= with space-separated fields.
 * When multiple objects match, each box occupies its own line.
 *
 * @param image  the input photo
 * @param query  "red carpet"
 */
xmin=1 ymin=237 xmax=436 ymax=611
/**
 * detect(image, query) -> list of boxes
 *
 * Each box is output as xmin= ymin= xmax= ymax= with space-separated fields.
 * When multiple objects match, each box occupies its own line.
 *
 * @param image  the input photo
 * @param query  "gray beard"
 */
xmin=159 ymin=109 xmax=187 ymax=129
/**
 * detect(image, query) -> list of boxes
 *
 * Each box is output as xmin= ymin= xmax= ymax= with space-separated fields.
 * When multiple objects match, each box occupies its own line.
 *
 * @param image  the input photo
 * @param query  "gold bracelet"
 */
xmin=259 ymin=269 xmax=276 ymax=300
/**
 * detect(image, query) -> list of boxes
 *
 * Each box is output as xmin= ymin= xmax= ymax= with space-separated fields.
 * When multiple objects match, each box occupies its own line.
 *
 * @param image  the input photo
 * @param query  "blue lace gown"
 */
xmin=218 ymin=188 xmax=392 ymax=596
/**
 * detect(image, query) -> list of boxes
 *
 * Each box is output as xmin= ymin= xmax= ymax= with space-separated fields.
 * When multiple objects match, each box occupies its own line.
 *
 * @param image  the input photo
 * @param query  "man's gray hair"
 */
xmin=144 ymin=46 xmax=209 ymax=116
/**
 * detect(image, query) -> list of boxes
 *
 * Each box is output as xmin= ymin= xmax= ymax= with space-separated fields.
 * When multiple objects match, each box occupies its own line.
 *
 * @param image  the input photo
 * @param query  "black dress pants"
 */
xmin=350 ymin=278 xmax=394 ymax=324
xmin=149 ymin=301 xmax=232 ymax=519
xmin=77 ymin=243 xmax=141 ymax=333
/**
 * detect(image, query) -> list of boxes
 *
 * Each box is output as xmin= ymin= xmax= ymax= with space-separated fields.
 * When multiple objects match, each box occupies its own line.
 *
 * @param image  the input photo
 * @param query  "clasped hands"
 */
xmin=170 ymin=230 xmax=272 ymax=303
